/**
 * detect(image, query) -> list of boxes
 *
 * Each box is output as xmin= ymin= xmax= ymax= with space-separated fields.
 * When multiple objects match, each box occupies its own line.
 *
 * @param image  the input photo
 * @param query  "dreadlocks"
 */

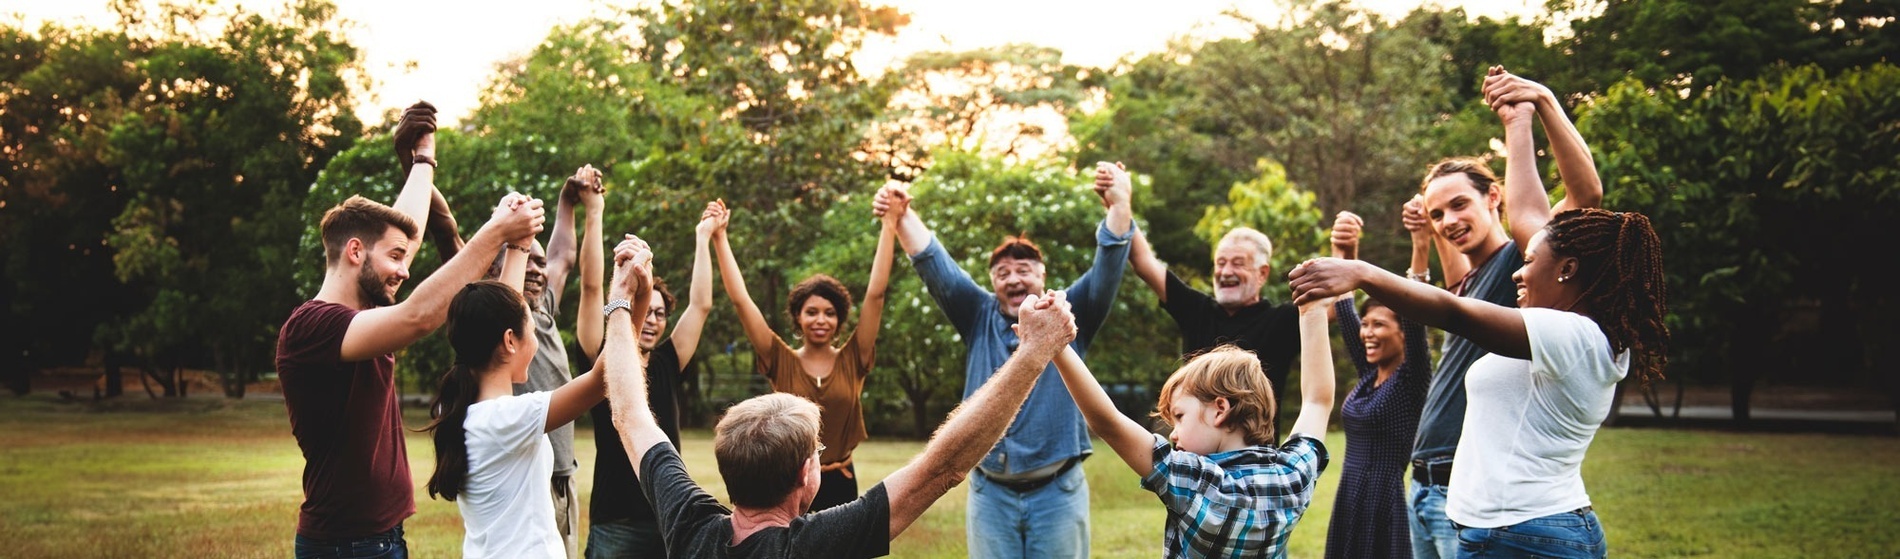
xmin=1544 ymin=208 xmax=1670 ymax=384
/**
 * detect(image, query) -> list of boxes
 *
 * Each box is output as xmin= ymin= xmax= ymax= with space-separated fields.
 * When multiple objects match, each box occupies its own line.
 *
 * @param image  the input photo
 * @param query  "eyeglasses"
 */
xmin=645 ymin=308 xmax=666 ymax=320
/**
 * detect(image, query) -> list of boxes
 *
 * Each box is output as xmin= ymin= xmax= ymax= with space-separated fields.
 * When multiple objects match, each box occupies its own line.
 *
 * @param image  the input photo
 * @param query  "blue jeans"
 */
xmin=967 ymin=464 xmax=1089 ymax=559
xmin=294 ymin=524 xmax=406 ymax=559
xmin=1410 ymin=481 xmax=1458 ymax=559
xmin=584 ymin=518 xmax=665 ymax=559
xmin=1456 ymin=509 xmax=1606 ymax=559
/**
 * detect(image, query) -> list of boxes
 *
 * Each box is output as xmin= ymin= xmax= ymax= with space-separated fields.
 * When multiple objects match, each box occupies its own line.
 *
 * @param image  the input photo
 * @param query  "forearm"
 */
xmin=919 ymin=344 xmax=1055 ymax=477
xmin=714 ymin=232 xmax=777 ymax=349
xmin=391 ymin=165 xmax=436 ymax=268
xmin=405 ymin=225 xmax=510 ymax=327
xmin=605 ymin=295 xmax=663 ymax=470
xmin=577 ymin=206 xmax=605 ymax=359
xmin=1537 ymin=95 xmax=1601 ymax=212
xmin=1128 ymin=228 xmax=1168 ymax=300
xmin=894 ymin=210 xmax=932 ymax=257
xmin=856 ymin=222 xmax=897 ymax=347
xmin=1288 ymin=304 xmax=1334 ymax=437
xmin=1502 ymin=116 xmax=1550 ymax=246
xmin=1053 ymin=346 xmax=1154 ymax=476
xmin=500 ymin=241 xmax=530 ymax=293
xmin=544 ymin=198 xmax=581 ymax=301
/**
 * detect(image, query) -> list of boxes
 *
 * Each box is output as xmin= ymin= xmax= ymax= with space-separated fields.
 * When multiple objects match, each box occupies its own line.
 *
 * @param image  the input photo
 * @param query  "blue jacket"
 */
xmin=909 ymin=220 xmax=1132 ymax=474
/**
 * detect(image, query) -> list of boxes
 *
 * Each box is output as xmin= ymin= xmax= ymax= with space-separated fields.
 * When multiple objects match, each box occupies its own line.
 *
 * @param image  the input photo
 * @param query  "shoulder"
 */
xmin=1521 ymin=308 xmax=1624 ymax=379
xmin=651 ymin=341 xmax=684 ymax=370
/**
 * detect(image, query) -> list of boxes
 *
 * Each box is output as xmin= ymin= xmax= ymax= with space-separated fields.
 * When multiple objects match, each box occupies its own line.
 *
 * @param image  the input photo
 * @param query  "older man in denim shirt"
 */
xmin=872 ymin=165 xmax=1133 ymax=558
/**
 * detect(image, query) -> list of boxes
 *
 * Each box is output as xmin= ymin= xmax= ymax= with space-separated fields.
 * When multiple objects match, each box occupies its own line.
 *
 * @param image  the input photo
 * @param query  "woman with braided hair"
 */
xmin=1289 ymin=206 xmax=1667 ymax=558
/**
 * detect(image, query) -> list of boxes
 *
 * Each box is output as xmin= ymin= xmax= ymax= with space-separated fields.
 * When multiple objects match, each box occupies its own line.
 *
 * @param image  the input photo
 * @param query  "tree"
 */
xmin=1578 ymin=64 xmax=1900 ymax=419
xmin=2 ymin=0 xmax=365 ymax=397
xmin=872 ymin=43 xmax=1092 ymax=179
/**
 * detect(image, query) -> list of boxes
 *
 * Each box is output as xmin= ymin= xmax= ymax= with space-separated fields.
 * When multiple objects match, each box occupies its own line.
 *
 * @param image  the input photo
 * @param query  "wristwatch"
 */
xmin=603 ymin=298 xmax=633 ymax=318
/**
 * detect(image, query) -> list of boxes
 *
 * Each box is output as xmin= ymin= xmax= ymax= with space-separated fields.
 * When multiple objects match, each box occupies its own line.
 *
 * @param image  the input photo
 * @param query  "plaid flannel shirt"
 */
xmin=1139 ymin=432 xmax=1329 ymax=559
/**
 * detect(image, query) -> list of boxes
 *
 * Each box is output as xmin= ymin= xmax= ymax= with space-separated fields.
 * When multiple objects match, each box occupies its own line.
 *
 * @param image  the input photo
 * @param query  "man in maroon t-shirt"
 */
xmin=275 ymin=102 xmax=544 ymax=558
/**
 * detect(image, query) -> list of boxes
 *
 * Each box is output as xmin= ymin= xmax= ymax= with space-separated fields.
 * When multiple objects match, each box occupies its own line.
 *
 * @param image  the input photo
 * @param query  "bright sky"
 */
xmin=8 ymin=0 xmax=1543 ymax=125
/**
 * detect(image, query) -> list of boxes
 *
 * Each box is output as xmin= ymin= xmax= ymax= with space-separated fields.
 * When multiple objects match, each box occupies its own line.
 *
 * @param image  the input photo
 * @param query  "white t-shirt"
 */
xmin=458 ymin=391 xmax=565 ymax=559
xmin=1446 ymin=308 xmax=1629 ymax=528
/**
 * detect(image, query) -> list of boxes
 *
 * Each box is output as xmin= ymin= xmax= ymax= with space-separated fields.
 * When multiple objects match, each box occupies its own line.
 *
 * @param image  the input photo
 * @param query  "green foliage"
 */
xmin=1 ymin=0 xmax=364 ymax=394
xmin=876 ymin=43 xmax=1091 ymax=176
xmin=1192 ymin=159 xmax=1328 ymax=305
xmin=1578 ymin=63 xmax=1900 ymax=385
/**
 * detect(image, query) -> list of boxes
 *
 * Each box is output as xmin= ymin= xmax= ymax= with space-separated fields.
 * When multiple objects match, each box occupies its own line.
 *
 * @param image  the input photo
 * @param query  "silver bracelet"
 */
xmin=1407 ymin=270 xmax=1431 ymax=283
xmin=603 ymin=298 xmax=633 ymax=318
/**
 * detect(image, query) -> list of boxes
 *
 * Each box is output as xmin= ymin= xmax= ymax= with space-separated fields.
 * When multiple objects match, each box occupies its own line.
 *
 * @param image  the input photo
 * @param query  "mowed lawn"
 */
xmin=1 ymin=397 xmax=1896 ymax=558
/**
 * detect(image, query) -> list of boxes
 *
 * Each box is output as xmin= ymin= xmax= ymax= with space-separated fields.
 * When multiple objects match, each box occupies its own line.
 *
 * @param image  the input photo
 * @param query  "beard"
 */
xmin=356 ymin=265 xmax=396 ymax=307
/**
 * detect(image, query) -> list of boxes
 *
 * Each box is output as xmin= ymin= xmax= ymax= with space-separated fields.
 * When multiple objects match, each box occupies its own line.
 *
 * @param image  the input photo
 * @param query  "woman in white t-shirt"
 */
xmin=1289 ymin=207 xmax=1668 ymax=559
xmin=420 ymin=236 xmax=651 ymax=558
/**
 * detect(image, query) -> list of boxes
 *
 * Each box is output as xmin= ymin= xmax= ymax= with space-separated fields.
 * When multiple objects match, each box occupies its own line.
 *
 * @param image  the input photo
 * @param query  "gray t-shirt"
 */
xmin=640 ymin=443 xmax=892 ymax=558
xmin=515 ymin=288 xmax=575 ymax=476
xmin=1412 ymin=241 xmax=1522 ymax=463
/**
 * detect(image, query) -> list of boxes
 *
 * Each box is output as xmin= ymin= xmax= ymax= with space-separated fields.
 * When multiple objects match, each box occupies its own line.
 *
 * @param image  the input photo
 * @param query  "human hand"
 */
xmin=1011 ymin=290 xmax=1077 ymax=354
xmin=696 ymin=199 xmax=728 ymax=238
xmin=1330 ymin=211 xmax=1362 ymax=260
xmin=490 ymin=193 xmax=546 ymax=242
xmin=568 ymin=165 xmax=605 ymax=210
xmin=1093 ymin=161 xmax=1131 ymax=210
xmin=393 ymin=101 xmax=438 ymax=173
xmin=872 ymin=185 xmax=911 ymax=221
xmin=610 ymin=234 xmax=653 ymax=301
xmin=1402 ymin=194 xmax=1431 ymax=240
xmin=1481 ymin=66 xmax=1554 ymax=113
xmin=1287 ymin=257 xmax=1369 ymax=306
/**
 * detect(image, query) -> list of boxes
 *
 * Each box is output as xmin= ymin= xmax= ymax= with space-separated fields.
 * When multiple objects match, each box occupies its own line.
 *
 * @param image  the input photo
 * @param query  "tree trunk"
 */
xmin=905 ymin=385 xmax=933 ymax=439
xmin=103 ymin=351 xmax=124 ymax=398
xmin=1729 ymin=309 xmax=1772 ymax=422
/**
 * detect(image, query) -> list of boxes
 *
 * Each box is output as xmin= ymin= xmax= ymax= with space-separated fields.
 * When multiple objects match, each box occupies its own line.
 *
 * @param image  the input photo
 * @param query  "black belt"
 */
xmin=1411 ymin=458 xmax=1453 ymax=485
xmin=978 ymin=456 xmax=1083 ymax=493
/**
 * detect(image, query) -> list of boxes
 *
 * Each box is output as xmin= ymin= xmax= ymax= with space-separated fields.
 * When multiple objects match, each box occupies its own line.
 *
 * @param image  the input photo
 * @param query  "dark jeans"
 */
xmin=294 ymin=524 xmax=407 ymax=559
xmin=585 ymin=518 xmax=665 ymax=559
xmin=809 ymin=463 xmax=859 ymax=512
xmin=1456 ymin=508 xmax=1606 ymax=559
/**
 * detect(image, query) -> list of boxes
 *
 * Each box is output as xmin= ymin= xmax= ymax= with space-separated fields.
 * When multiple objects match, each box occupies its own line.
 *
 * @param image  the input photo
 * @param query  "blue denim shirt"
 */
xmin=909 ymin=220 xmax=1132 ymax=474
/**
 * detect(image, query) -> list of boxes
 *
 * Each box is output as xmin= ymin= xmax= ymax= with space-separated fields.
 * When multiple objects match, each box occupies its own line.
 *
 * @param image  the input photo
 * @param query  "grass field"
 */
xmin=1 ymin=396 xmax=1896 ymax=558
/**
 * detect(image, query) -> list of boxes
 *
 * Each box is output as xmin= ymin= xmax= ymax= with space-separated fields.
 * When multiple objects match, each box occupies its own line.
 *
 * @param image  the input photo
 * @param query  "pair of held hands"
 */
xmin=1327 ymin=197 xmax=1430 ymax=261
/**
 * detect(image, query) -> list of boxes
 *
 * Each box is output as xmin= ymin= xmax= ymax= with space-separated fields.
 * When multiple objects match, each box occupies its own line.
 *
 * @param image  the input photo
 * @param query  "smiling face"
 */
xmin=1512 ymin=230 xmax=1580 ymax=310
xmin=1166 ymin=394 xmax=1229 ymax=455
xmin=639 ymin=288 xmax=669 ymax=351
xmin=1422 ymin=173 xmax=1504 ymax=258
xmin=353 ymin=225 xmax=412 ymax=307
xmin=989 ymin=257 xmax=1046 ymax=319
xmin=521 ymin=240 xmax=549 ymax=306
xmin=1360 ymin=305 xmax=1404 ymax=370
xmin=795 ymin=295 xmax=840 ymax=345
xmin=1210 ymin=240 xmax=1268 ymax=309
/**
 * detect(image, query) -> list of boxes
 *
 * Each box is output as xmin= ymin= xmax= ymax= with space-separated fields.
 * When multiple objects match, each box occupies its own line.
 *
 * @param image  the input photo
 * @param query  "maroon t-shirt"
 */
xmin=275 ymin=300 xmax=414 ymax=539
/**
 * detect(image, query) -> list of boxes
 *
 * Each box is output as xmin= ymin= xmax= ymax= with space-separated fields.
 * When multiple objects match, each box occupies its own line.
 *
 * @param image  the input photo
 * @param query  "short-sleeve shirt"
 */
xmin=640 ymin=443 xmax=892 ymax=558
xmin=1414 ymin=241 xmax=1523 ymax=462
xmin=1140 ymin=433 xmax=1330 ymax=559
xmin=1161 ymin=271 xmax=1301 ymax=397
xmin=275 ymin=300 xmax=414 ymax=539
xmin=757 ymin=334 xmax=872 ymax=465
xmin=515 ymin=288 xmax=575 ymax=477
xmin=590 ymin=342 xmax=690 ymax=524
xmin=458 ymin=391 xmax=565 ymax=558
xmin=1447 ymin=308 xmax=1628 ymax=529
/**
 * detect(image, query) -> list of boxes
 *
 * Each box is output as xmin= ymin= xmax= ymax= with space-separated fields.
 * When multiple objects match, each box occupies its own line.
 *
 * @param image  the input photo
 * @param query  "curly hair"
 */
xmin=787 ymin=274 xmax=852 ymax=331
xmin=1544 ymin=208 xmax=1671 ymax=384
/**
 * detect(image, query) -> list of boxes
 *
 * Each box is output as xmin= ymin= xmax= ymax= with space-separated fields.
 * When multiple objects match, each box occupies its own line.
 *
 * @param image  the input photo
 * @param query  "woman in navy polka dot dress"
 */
xmin=1322 ymin=210 xmax=1437 ymax=559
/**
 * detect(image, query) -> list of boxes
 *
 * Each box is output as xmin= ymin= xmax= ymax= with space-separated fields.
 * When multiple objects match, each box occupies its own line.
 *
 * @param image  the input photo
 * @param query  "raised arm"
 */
xmin=1287 ymin=302 xmax=1336 ymax=439
xmin=603 ymin=237 xmax=670 ymax=473
xmin=873 ymin=185 xmax=931 ymax=257
xmin=1067 ymin=163 xmax=1136 ymax=344
xmin=1052 ymin=345 xmax=1157 ymax=477
xmin=1290 ymin=257 xmax=1529 ymax=360
xmin=854 ymin=214 xmax=899 ymax=356
xmin=668 ymin=200 xmax=725 ymax=364
xmin=389 ymin=102 xmax=439 ymax=270
xmin=573 ymin=171 xmax=607 ymax=360
xmin=881 ymin=292 xmax=1076 ymax=539
xmin=424 ymin=186 xmax=465 ymax=262
xmin=545 ymin=166 xmax=599 ymax=304
xmin=340 ymin=194 xmax=543 ymax=362
xmin=1127 ymin=229 xmax=1169 ymax=302
xmin=713 ymin=212 xmax=782 ymax=354
xmin=1485 ymin=70 xmax=1601 ymax=214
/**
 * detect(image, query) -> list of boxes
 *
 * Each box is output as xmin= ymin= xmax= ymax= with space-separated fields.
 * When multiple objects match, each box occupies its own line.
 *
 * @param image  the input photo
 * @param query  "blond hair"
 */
xmin=1154 ymin=346 xmax=1279 ymax=446
xmin=713 ymin=393 xmax=822 ymax=508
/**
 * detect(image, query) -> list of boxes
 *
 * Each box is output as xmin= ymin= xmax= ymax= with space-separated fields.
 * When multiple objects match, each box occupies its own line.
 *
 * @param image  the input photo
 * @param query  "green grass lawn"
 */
xmin=1 ymin=396 xmax=1895 ymax=558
